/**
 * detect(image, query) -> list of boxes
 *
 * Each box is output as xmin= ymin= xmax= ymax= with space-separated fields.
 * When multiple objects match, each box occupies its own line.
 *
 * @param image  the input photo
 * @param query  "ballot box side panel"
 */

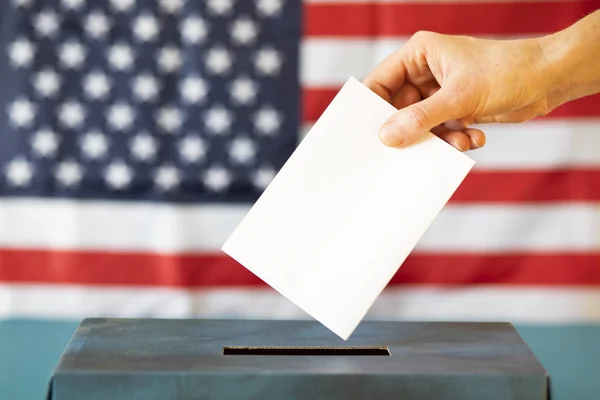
xmin=48 ymin=372 xmax=548 ymax=400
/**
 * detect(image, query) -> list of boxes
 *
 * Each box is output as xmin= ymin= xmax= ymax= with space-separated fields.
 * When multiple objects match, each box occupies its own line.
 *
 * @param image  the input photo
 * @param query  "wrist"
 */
xmin=535 ymin=11 xmax=600 ymax=106
xmin=533 ymin=33 xmax=578 ymax=108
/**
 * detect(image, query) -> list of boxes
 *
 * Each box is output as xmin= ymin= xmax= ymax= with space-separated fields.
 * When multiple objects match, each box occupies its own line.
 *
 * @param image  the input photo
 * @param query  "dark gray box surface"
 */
xmin=47 ymin=318 xmax=550 ymax=400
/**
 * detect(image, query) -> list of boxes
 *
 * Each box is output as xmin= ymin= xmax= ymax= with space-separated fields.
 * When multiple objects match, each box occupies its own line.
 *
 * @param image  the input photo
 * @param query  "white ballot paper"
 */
xmin=222 ymin=77 xmax=475 ymax=340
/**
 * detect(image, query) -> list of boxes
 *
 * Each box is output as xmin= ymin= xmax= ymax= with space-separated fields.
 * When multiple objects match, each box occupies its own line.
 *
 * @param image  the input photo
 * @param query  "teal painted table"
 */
xmin=1 ymin=319 xmax=599 ymax=400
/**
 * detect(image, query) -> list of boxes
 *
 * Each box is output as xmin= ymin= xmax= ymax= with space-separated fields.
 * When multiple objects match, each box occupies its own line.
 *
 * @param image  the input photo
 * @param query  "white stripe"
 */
xmin=302 ymin=39 xmax=394 ymax=86
xmin=0 ymin=198 xmax=247 ymax=252
xmin=302 ymin=37 xmax=538 ymax=86
xmin=466 ymin=119 xmax=600 ymax=169
xmin=2 ymin=284 xmax=599 ymax=323
xmin=302 ymin=119 xmax=600 ymax=169
xmin=1 ymin=199 xmax=599 ymax=252
xmin=420 ymin=203 xmax=600 ymax=252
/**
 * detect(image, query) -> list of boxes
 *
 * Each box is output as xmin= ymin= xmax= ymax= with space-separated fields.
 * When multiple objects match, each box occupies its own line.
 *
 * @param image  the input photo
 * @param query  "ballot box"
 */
xmin=47 ymin=318 xmax=551 ymax=400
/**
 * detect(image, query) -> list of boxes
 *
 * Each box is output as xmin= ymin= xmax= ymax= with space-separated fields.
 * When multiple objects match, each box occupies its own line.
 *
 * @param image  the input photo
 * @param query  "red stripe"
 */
xmin=452 ymin=169 xmax=600 ymax=202
xmin=1 ymin=249 xmax=599 ymax=287
xmin=303 ymin=88 xmax=600 ymax=123
xmin=305 ymin=1 xmax=600 ymax=37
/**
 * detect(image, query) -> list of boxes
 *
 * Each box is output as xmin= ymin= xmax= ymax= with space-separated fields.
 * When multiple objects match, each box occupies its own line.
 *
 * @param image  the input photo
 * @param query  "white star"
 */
xmin=229 ymin=77 xmax=258 ymax=105
xmin=8 ymin=38 xmax=35 ymax=68
xmin=13 ymin=0 xmax=33 ymax=8
xmin=133 ymin=13 xmax=159 ymax=42
xmin=132 ymin=73 xmax=160 ymax=102
xmin=104 ymin=161 xmax=132 ymax=190
xmin=207 ymin=0 xmax=234 ymax=16
xmin=181 ymin=16 xmax=208 ymax=44
xmin=107 ymin=102 xmax=135 ymax=131
xmin=62 ymin=0 xmax=85 ymax=11
xmin=34 ymin=10 xmax=60 ymax=38
xmin=31 ymin=129 xmax=59 ymax=157
xmin=34 ymin=69 xmax=61 ymax=98
xmin=254 ymin=46 xmax=282 ymax=76
xmin=8 ymin=98 xmax=36 ymax=128
xmin=254 ymin=106 xmax=282 ymax=135
xmin=130 ymin=133 xmax=157 ymax=161
xmin=256 ymin=0 xmax=284 ymax=17
xmin=4 ymin=157 xmax=33 ymax=187
xmin=230 ymin=17 xmax=258 ymax=46
xmin=58 ymin=100 xmax=86 ymax=129
xmin=157 ymin=106 xmax=183 ymax=134
xmin=159 ymin=0 xmax=184 ymax=14
xmin=181 ymin=75 xmax=208 ymax=104
xmin=55 ymin=160 xmax=83 ymax=187
xmin=83 ymin=71 xmax=111 ymax=100
xmin=59 ymin=39 xmax=86 ymax=69
xmin=203 ymin=166 xmax=231 ymax=192
xmin=178 ymin=135 xmax=207 ymax=164
xmin=204 ymin=106 xmax=232 ymax=135
xmin=110 ymin=0 xmax=136 ymax=12
xmin=253 ymin=166 xmax=276 ymax=189
xmin=229 ymin=136 xmax=256 ymax=164
xmin=205 ymin=46 xmax=232 ymax=75
xmin=85 ymin=11 xmax=111 ymax=39
xmin=81 ymin=130 xmax=109 ymax=159
xmin=157 ymin=46 xmax=182 ymax=73
xmin=108 ymin=42 xmax=134 ymax=71
xmin=154 ymin=164 xmax=180 ymax=191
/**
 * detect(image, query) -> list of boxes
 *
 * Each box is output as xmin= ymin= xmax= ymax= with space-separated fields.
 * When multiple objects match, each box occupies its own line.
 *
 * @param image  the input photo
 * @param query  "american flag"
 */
xmin=1 ymin=0 xmax=599 ymax=323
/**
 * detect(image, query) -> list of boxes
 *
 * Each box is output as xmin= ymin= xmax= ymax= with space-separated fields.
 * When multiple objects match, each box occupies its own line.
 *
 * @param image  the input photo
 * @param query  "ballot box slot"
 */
xmin=222 ymin=345 xmax=390 ymax=356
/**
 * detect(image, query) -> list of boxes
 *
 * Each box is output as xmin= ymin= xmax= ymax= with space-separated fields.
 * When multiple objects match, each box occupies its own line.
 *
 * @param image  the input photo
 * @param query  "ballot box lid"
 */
xmin=47 ymin=318 xmax=551 ymax=400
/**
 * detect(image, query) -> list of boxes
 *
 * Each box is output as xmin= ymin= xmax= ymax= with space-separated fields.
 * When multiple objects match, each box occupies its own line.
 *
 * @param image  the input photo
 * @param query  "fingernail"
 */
xmin=450 ymin=140 xmax=465 ymax=151
xmin=472 ymin=133 xmax=486 ymax=149
xmin=379 ymin=121 xmax=402 ymax=147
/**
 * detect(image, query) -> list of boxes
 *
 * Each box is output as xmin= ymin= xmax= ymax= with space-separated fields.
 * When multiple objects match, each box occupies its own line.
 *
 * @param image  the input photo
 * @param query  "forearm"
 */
xmin=539 ymin=10 xmax=600 ymax=105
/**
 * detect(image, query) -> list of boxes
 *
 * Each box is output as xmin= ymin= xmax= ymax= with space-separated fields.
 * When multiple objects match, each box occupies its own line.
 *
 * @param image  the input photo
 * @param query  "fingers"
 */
xmin=363 ymin=48 xmax=410 ymax=102
xmin=379 ymin=88 xmax=459 ymax=147
xmin=431 ymin=126 xmax=486 ymax=151
xmin=464 ymin=128 xmax=486 ymax=149
xmin=364 ymin=33 xmax=486 ymax=149
xmin=378 ymin=85 xmax=486 ymax=151
xmin=438 ymin=131 xmax=471 ymax=151
xmin=370 ymin=76 xmax=484 ymax=150
xmin=365 ymin=79 xmax=394 ymax=103
xmin=413 ymin=79 xmax=440 ymax=100
xmin=391 ymin=84 xmax=421 ymax=109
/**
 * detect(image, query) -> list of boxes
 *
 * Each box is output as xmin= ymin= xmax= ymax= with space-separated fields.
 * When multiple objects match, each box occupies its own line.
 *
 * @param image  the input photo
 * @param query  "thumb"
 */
xmin=379 ymin=89 xmax=457 ymax=147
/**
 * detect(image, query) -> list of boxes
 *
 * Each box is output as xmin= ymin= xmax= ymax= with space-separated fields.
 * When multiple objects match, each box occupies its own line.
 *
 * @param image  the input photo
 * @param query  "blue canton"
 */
xmin=0 ymin=0 xmax=301 ymax=203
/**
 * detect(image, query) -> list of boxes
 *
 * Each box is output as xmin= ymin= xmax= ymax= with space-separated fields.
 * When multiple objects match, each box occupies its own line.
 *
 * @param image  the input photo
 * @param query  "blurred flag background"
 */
xmin=1 ymin=0 xmax=599 ymax=399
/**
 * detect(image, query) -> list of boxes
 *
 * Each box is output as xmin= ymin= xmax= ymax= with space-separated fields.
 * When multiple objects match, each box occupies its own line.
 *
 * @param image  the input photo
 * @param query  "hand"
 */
xmin=363 ymin=31 xmax=564 ymax=151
